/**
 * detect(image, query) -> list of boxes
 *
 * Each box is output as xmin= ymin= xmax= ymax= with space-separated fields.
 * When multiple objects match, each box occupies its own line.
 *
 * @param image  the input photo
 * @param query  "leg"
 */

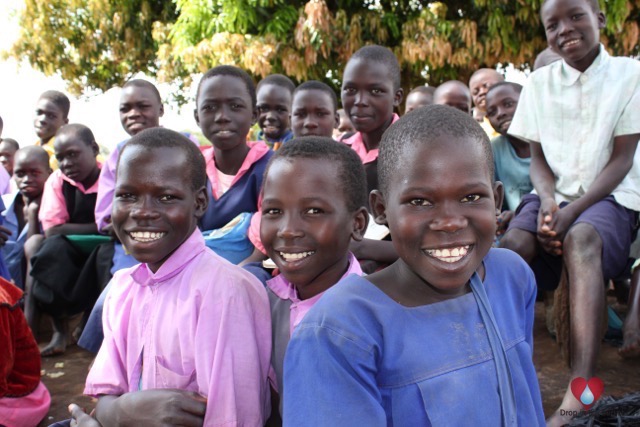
xmin=620 ymin=265 xmax=640 ymax=358
xmin=23 ymin=234 xmax=45 ymax=334
xmin=547 ymin=223 xmax=604 ymax=426
xmin=40 ymin=315 xmax=69 ymax=357
xmin=499 ymin=228 xmax=538 ymax=264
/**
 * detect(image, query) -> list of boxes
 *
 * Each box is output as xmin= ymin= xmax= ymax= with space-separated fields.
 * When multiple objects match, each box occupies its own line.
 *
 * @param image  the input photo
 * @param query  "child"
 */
xmin=33 ymin=90 xmax=70 ymax=170
xmin=283 ymin=105 xmax=544 ymax=426
xmin=83 ymin=127 xmax=271 ymax=426
xmin=0 ymin=147 xmax=51 ymax=289
xmin=484 ymin=82 xmax=532 ymax=235
xmin=469 ymin=68 xmax=504 ymax=136
xmin=433 ymin=80 xmax=472 ymax=114
xmin=404 ymin=85 xmax=435 ymax=113
xmin=335 ymin=108 xmax=355 ymax=140
xmin=24 ymin=124 xmax=101 ymax=356
xmin=0 ymin=137 xmax=20 ymax=177
xmin=255 ymin=74 xmax=295 ymax=150
xmin=502 ymin=0 xmax=640 ymax=424
xmin=0 ymin=277 xmax=51 ymax=427
xmin=290 ymin=80 xmax=339 ymax=138
xmin=259 ymin=137 xmax=368 ymax=422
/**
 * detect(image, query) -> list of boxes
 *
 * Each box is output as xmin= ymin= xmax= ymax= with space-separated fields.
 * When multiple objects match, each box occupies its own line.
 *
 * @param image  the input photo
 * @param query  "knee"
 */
xmin=24 ymin=234 xmax=45 ymax=259
xmin=564 ymin=224 xmax=602 ymax=261
xmin=500 ymin=229 xmax=536 ymax=262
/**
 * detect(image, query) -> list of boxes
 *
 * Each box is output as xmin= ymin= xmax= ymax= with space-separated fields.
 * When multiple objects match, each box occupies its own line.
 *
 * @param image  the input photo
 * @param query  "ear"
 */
xmin=369 ymin=189 xmax=388 ymax=226
xmin=393 ymin=88 xmax=404 ymax=108
xmin=194 ymin=186 xmax=208 ymax=219
xmin=333 ymin=111 xmax=340 ymax=129
xmin=597 ymin=11 xmax=606 ymax=29
xmin=493 ymin=180 xmax=504 ymax=213
xmin=159 ymin=104 xmax=165 ymax=118
xmin=91 ymin=141 xmax=99 ymax=157
xmin=193 ymin=108 xmax=200 ymax=127
xmin=64 ymin=117 xmax=69 ymax=125
xmin=251 ymin=107 xmax=259 ymax=126
xmin=350 ymin=206 xmax=369 ymax=242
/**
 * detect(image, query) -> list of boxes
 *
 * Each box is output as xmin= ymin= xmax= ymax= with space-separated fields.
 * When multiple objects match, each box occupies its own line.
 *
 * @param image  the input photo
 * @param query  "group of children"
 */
xmin=1 ymin=0 xmax=639 ymax=425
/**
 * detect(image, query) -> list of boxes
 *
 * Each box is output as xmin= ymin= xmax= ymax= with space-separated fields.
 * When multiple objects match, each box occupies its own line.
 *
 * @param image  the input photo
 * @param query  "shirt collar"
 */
xmin=131 ymin=228 xmax=206 ymax=287
xmin=343 ymin=114 xmax=400 ymax=164
xmin=59 ymin=161 xmax=103 ymax=193
xmin=560 ymin=44 xmax=608 ymax=86
xmin=266 ymin=252 xmax=362 ymax=302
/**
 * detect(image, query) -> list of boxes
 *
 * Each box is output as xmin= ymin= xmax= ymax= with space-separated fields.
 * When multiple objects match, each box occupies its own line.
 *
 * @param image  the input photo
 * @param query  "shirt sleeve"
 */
xmin=248 ymin=210 xmax=266 ymax=254
xmin=507 ymin=77 xmax=541 ymax=144
xmin=283 ymin=322 xmax=387 ymax=427
xmin=196 ymin=271 xmax=271 ymax=426
xmin=94 ymin=148 xmax=120 ymax=232
xmin=614 ymin=81 xmax=640 ymax=137
xmin=38 ymin=172 xmax=68 ymax=231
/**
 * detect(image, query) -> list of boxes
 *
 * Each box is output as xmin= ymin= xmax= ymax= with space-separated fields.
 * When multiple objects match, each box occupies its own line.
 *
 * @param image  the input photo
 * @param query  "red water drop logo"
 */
xmin=570 ymin=377 xmax=604 ymax=410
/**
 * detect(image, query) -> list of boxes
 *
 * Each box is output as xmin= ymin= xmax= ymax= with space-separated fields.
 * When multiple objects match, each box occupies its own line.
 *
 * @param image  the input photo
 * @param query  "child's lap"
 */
xmin=508 ymin=194 xmax=638 ymax=284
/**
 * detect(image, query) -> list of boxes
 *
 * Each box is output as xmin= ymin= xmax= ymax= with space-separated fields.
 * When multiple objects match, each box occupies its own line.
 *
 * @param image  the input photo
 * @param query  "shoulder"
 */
xmin=484 ymin=248 xmax=536 ymax=294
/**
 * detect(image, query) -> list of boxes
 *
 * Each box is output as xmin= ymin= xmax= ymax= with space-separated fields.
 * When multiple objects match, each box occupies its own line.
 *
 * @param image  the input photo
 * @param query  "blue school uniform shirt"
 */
xmin=492 ymin=135 xmax=533 ymax=211
xmin=283 ymin=248 xmax=545 ymax=426
xmin=0 ymin=193 xmax=27 ymax=287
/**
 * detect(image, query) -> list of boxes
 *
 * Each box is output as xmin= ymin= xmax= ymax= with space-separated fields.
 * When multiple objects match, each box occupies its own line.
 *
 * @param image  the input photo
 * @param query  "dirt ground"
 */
xmin=38 ymin=301 xmax=640 ymax=425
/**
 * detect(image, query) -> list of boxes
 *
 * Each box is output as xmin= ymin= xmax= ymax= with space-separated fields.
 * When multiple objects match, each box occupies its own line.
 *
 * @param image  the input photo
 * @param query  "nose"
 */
xmin=214 ymin=105 xmax=231 ymax=123
xmin=304 ymin=117 xmax=318 ymax=129
xmin=429 ymin=202 xmax=468 ymax=233
xmin=131 ymin=196 xmax=161 ymax=220
xmin=276 ymin=213 xmax=304 ymax=240
xmin=126 ymin=107 xmax=141 ymax=119
xmin=354 ymin=91 xmax=368 ymax=106
xmin=558 ymin=19 xmax=572 ymax=35
xmin=496 ymin=106 xmax=506 ymax=120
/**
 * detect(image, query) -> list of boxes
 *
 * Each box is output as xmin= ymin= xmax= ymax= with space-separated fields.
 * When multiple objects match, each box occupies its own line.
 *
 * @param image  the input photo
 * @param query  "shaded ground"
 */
xmin=39 ymin=301 xmax=640 ymax=425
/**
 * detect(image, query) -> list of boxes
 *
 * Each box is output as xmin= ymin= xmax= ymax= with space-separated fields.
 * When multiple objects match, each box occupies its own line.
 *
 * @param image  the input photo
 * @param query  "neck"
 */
xmin=506 ymin=135 xmax=531 ymax=158
xmin=296 ymin=256 xmax=350 ymax=301
xmin=81 ymin=165 xmax=101 ymax=189
xmin=214 ymin=144 xmax=250 ymax=175
xmin=362 ymin=115 xmax=394 ymax=151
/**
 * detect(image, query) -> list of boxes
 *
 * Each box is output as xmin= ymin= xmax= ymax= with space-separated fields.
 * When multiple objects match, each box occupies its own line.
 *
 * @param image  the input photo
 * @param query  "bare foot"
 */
xmin=546 ymin=388 xmax=585 ymax=427
xmin=72 ymin=324 xmax=84 ymax=343
xmin=619 ymin=321 xmax=640 ymax=359
xmin=40 ymin=331 xmax=67 ymax=357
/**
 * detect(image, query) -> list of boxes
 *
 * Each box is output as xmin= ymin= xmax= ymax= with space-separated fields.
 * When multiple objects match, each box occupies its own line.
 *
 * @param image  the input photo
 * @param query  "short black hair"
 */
xmin=120 ymin=128 xmax=206 ymax=192
xmin=55 ymin=124 xmax=96 ymax=147
xmin=15 ymin=146 xmax=49 ymax=169
xmin=0 ymin=138 xmax=20 ymax=151
xmin=257 ymin=74 xmax=296 ymax=96
xmin=533 ymin=47 xmax=562 ymax=70
xmin=542 ymin=0 xmax=600 ymax=15
xmin=409 ymin=85 xmax=436 ymax=96
xmin=196 ymin=65 xmax=256 ymax=108
xmin=123 ymin=79 xmax=162 ymax=104
xmin=293 ymin=80 xmax=338 ymax=111
xmin=265 ymin=136 xmax=367 ymax=212
xmin=39 ymin=90 xmax=71 ymax=118
xmin=486 ymin=81 xmax=523 ymax=97
xmin=350 ymin=45 xmax=401 ymax=90
xmin=434 ymin=80 xmax=471 ymax=100
xmin=378 ymin=105 xmax=494 ymax=195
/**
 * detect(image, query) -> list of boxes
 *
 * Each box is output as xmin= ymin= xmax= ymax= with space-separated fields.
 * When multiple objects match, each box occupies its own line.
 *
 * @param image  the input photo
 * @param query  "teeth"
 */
xmin=564 ymin=39 xmax=580 ymax=47
xmin=426 ymin=245 xmax=470 ymax=263
xmin=279 ymin=251 xmax=315 ymax=261
xmin=129 ymin=231 xmax=166 ymax=242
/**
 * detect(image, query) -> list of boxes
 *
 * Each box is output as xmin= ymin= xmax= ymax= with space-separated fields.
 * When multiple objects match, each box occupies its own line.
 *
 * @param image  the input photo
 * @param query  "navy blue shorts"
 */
xmin=507 ymin=194 xmax=638 ymax=289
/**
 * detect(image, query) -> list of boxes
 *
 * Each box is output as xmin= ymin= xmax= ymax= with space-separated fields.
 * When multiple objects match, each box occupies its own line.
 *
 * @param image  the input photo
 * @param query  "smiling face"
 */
xmin=469 ymin=70 xmax=503 ymax=112
xmin=261 ymin=157 xmax=367 ymax=300
xmin=541 ymin=0 xmax=605 ymax=72
xmin=256 ymin=84 xmax=292 ymax=140
xmin=34 ymin=98 xmax=67 ymax=142
xmin=195 ymin=75 xmax=257 ymax=151
xmin=291 ymin=89 xmax=339 ymax=138
xmin=372 ymin=137 xmax=502 ymax=301
xmin=341 ymin=58 xmax=402 ymax=135
xmin=485 ymin=85 xmax=521 ymax=136
xmin=119 ymin=86 xmax=164 ymax=136
xmin=53 ymin=133 xmax=98 ymax=187
xmin=13 ymin=151 xmax=50 ymax=201
xmin=112 ymin=146 xmax=207 ymax=273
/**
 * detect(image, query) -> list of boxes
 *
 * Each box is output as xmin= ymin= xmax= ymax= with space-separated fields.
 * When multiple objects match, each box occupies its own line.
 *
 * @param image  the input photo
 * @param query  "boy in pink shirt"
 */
xmin=81 ymin=128 xmax=271 ymax=426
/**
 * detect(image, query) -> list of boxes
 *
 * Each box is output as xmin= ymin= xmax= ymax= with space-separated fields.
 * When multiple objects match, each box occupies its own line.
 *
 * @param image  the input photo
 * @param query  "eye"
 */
xmin=159 ymin=195 xmax=177 ymax=202
xmin=116 ymin=193 xmax=135 ymax=201
xmin=504 ymin=100 xmax=515 ymax=108
xmin=572 ymin=13 xmax=585 ymax=20
xmin=486 ymin=108 xmax=497 ymax=118
xmin=461 ymin=194 xmax=481 ymax=203
xmin=231 ymin=103 xmax=242 ymax=110
xmin=201 ymin=104 xmax=214 ymax=112
xmin=257 ymin=105 xmax=268 ymax=114
xmin=409 ymin=198 xmax=431 ymax=207
xmin=343 ymin=87 xmax=356 ymax=95
xmin=277 ymin=107 xmax=288 ymax=113
xmin=546 ymin=22 xmax=558 ymax=31
xmin=371 ymin=88 xmax=382 ymax=95
xmin=263 ymin=208 xmax=281 ymax=216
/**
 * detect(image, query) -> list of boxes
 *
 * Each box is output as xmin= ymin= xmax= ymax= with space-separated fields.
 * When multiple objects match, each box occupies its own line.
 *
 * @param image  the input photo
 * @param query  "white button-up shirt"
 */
xmin=509 ymin=46 xmax=640 ymax=211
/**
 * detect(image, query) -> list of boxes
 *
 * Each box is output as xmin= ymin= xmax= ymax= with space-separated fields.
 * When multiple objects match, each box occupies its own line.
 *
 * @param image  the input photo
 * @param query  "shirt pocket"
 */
xmin=155 ymin=356 xmax=198 ymax=393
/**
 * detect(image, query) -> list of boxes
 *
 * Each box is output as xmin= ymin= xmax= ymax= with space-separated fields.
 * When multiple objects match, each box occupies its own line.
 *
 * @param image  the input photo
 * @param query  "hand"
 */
xmin=0 ymin=225 xmax=11 ymax=246
xmin=496 ymin=210 xmax=514 ymax=236
xmin=26 ymin=199 xmax=41 ymax=223
xmin=537 ymin=197 xmax=559 ymax=237
xmin=69 ymin=403 xmax=101 ymax=427
xmin=546 ymin=205 xmax=579 ymax=242
xmin=100 ymin=222 xmax=115 ymax=238
xmin=108 ymin=389 xmax=207 ymax=427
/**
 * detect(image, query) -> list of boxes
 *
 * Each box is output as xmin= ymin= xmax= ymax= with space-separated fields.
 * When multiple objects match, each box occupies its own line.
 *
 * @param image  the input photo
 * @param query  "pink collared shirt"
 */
xmin=39 ymin=167 xmax=101 ymax=231
xmin=342 ymin=114 xmax=400 ymax=164
xmin=84 ymin=229 xmax=272 ymax=425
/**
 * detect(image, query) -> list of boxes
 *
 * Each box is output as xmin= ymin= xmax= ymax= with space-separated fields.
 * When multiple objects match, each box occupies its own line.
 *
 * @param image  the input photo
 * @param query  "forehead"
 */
xmin=198 ymin=75 xmax=252 ymax=103
xmin=14 ymin=154 xmax=48 ymax=170
xmin=542 ymin=0 xmax=595 ymax=20
xmin=343 ymin=58 xmax=393 ymax=87
xmin=486 ymin=85 xmax=520 ymax=104
xmin=436 ymin=87 xmax=470 ymax=103
xmin=266 ymin=157 xmax=341 ymax=190
xmin=0 ymin=142 xmax=17 ymax=152
xmin=35 ymin=98 xmax=63 ymax=114
xmin=257 ymin=84 xmax=292 ymax=104
xmin=292 ymin=89 xmax=334 ymax=109
xmin=120 ymin=86 xmax=160 ymax=104
xmin=407 ymin=91 xmax=431 ymax=102
xmin=469 ymin=71 xmax=502 ymax=88
xmin=54 ymin=133 xmax=89 ymax=151
xmin=118 ymin=146 xmax=190 ymax=182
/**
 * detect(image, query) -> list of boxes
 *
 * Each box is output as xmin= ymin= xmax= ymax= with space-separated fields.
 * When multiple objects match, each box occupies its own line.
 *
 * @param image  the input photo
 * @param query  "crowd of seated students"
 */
xmin=0 ymin=0 xmax=639 ymax=425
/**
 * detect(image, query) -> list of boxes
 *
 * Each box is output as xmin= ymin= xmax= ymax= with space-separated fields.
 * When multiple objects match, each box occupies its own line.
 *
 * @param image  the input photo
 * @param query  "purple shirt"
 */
xmin=84 ymin=229 xmax=272 ymax=425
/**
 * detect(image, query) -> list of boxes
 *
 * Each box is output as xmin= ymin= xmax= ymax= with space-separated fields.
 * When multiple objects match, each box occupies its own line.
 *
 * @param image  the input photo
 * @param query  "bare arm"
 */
xmin=349 ymin=239 xmax=398 ymax=264
xmin=44 ymin=222 xmax=98 ymax=238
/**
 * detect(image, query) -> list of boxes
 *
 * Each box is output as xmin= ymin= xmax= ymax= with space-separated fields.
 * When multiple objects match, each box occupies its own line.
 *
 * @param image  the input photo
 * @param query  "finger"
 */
xmin=172 ymin=410 xmax=206 ymax=427
xmin=179 ymin=395 xmax=207 ymax=416
xmin=69 ymin=403 xmax=86 ymax=420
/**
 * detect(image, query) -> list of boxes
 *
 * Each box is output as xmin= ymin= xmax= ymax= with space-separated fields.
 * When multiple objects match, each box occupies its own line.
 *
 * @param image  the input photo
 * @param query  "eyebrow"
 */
xmin=401 ymin=181 xmax=491 ymax=194
xmin=201 ymin=97 xmax=247 ymax=104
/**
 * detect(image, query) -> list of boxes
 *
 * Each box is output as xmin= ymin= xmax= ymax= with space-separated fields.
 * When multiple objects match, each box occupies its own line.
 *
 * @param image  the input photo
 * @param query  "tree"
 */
xmin=8 ymin=0 xmax=640 ymax=103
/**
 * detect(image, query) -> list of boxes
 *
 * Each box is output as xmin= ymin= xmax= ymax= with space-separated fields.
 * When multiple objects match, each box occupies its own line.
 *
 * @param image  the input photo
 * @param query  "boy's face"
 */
xmin=541 ymin=0 xmax=605 ymax=72
xmin=119 ymin=86 xmax=164 ymax=136
xmin=194 ymin=75 xmax=257 ymax=151
xmin=434 ymin=88 xmax=472 ymax=115
xmin=261 ymin=157 xmax=367 ymax=300
xmin=485 ymin=85 xmax=520 ymax=136
xmin=371 ymin=138 xmax=503 ymax=299
xmin=112 ymin=146 xmax=207 ymax=273
xmin=341 ymin=58 xmax=402 ymax=135
xmin=291 ymin=89 xmax=339 ymax=138
xmin=0 ymin=141 xmax=17 ymax=175
xmin=469 ymin=71 xmax=502 ymax=112
xmin=13 ymin=153 xmax=50 ymax=201
xmin=54 ymin=133 xmax=98 ymax=186
xmin=256 ymin=84 xmax=292 ymax=140
xmin=34 ymin=98 xmax=68 ymax=141
xmin=405 ymin=91 xmax=433 ymax=114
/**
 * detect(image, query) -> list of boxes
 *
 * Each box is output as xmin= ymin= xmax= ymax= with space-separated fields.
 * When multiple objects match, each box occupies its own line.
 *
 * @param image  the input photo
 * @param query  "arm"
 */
xmin=94 ymin=149 xmax=119 ymax=234
xmin=26 ymin=199 xmax=42 ymax=240
xmin=45 ymin=222 xmax=98 ymax=237
xmin=349 ymin=239 xmax=398 ymax=264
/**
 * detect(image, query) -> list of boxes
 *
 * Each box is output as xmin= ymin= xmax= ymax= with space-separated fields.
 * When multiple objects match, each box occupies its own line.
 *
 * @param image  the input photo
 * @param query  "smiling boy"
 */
xmin=255 ymin=74 xmax=295 ymax=150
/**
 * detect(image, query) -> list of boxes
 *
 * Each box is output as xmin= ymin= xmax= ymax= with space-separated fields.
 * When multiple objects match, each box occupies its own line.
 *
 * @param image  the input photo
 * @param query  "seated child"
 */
xmin=82 ymin=127 xmax=271 ymax=426
xmin=0 ymin=277 xmax=51 ymax=427
xmin=334 ymin=108 xmax=355 ymax=140
xmin=33 ymin=90 xmax=70 ymax=170
xmin=24 ymin=124 xmax=101 ymax=356
xmin=404 ymin=85 xmax=435 ymax=113
xmin=257 ymin=136 xmax=368 ymax=422
xmin=0 ymin=137 xmax=20 ymax=177
xmin=0 ymin=147 xmax=51 ymax=289
xmin=283 ymin=105 xmax=545 ymax=426
xmin=484 ymin=82 xmax=532 ymax=235
xmin=254 ymin=74 xmax=295 ymax=150
xmin=290 ymin=80 xmax=339 ymax=139
xmin=469 ymin=68 xmax=504 ymax=137
xmin=501 ymin=0 xmax=640 ymax=423
xmin=433 ymin=80 xmax=472 ymax=114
